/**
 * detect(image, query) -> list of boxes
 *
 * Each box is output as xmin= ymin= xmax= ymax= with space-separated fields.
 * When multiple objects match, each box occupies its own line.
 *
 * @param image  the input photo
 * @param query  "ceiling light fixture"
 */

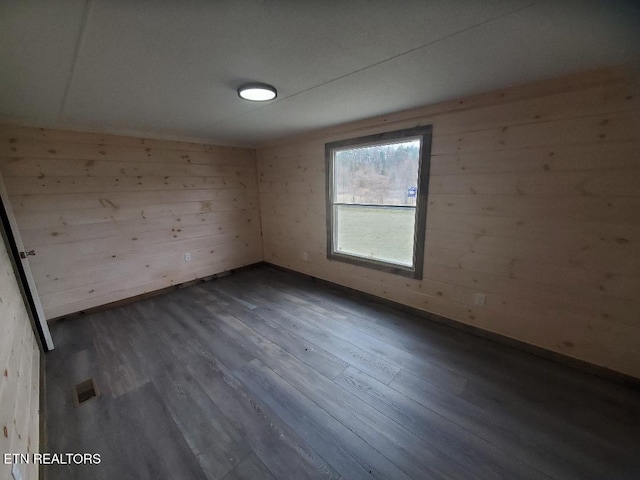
xmin=237 ymin=82 xmax=277 ymax=102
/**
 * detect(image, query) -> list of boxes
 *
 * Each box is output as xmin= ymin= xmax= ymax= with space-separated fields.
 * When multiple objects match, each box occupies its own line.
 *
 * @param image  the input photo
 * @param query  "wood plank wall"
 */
xmin=0 ymin=127 xmax=263 ymax=319
xmin=256 ymin=66 xmax=640 ymax=379
xmin=0 ymin=239 xmax=39 ymax=480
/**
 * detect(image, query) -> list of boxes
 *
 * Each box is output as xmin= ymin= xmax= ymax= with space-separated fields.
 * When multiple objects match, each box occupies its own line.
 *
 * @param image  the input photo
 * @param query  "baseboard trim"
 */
xmin=264 ymin=263 xmax=640 ymax=389
xmin=44 ymin=260 xmax=638 ymax=388
xmin=47 ymin=262 xmax=267 ymax=325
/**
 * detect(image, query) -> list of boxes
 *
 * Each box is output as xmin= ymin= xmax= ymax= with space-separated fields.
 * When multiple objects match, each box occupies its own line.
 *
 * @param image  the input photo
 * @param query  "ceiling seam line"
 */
xmin=282 ymin=0 xmax=545 ymax=102
xmin=283 ymin=1 xmax=542 ymax=100
xmin=205 ymin=0 xmax=542 ymax=130
xmin=58 ymin=0 xmax=95 ymax=121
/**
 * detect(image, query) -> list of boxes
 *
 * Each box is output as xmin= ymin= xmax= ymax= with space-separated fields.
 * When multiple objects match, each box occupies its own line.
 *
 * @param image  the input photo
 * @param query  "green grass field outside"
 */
xmin=335 ymin=205 xmax=415 ymax=266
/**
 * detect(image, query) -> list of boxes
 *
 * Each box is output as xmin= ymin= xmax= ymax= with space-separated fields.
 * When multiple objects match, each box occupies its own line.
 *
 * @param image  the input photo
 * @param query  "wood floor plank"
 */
xmin=142 ymin=295 xmax=256 ymax=372
xmin=221 ymin=452 xmax=276 ymax=480
xmin=335 ymin=366 xmax=553 ymax=480
xmin=202 ymin=278 xmax=402 ymax=383
xmin=194 ymin=303 xmax=477 ymax=480
xmin=235 ymin=358 xmax=414 ymax=480
xmin=253 ymin=267 xmax=640 ymax=443
xmin=45 ymin=348 xmax=102 ymax=480
xmin=125 ymin=307 xmax=253 ymax=480
xmin=103 ymin=382 xmax=210 ymax=480
xmin=89 ymin=308 xmax=150 ymax=398
xmin=225 ymin=298 xmax=399 ymax=384
xmin=181 ymin=345 xmax=340 ymax=480
xmin=45 ymin=313 xmax=96 ymax=356
xmin=131 ymin=295 xmax=340 ymax=480
xmin=48 ymin=382 xmax=210 ymax=480
xmin=390 ymin=368 xmax=640 ymax=480
xmin=458 ymin=376 xmax=640 ymax=478
xmin=151 ymin=369 xmax=252 ymax=480
xmin=239 ymin=269 xmax=538 ymax=389
xmin=189 ymin=284 xmax=349 ymax=379
xmin=45 ymin=265 xmax=640 ymax=480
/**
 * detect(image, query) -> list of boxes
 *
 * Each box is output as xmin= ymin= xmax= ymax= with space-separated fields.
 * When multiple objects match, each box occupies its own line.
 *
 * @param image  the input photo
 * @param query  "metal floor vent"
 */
xmin=75 ymin=379 xmax=98 ymax=405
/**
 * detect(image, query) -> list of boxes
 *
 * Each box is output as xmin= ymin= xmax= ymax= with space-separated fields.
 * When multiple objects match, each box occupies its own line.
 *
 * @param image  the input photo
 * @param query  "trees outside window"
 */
xmin=325 ymin=126 xmax=432 ymax=278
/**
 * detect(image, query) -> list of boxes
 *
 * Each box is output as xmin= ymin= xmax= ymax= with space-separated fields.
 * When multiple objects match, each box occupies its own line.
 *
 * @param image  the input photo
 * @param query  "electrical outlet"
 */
xmin=184 ymin=252 xmax=191 ymax=262
xmin=474 ymin=293 xmax=486 ymax=306
xmin=302 ymin=251 xmax=309 ymax=262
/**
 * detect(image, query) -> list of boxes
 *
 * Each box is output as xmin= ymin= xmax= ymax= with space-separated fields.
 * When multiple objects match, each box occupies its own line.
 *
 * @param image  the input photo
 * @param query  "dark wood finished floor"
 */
xmin=45 ymin=265 xmax=640 ymax=480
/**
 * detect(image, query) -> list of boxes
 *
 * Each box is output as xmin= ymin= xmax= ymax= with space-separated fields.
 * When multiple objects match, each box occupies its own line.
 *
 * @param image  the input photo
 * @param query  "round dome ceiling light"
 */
xmin=237 ymin=82 xmax=277 ymax=101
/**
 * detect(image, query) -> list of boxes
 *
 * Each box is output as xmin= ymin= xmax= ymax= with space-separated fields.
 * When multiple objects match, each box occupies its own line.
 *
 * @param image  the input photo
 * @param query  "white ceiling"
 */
xmin=1 ymin=0 xmax=639 ymax=147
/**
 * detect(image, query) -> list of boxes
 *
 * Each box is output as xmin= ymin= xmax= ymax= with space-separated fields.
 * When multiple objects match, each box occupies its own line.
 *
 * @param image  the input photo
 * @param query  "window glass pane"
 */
xmin=335 ymin=204 xmax=415 ymax=267
xmin=334 ymin=139 xmax=420 ymax=206
xmin=326 ymin=125 xmax=431 ymax=278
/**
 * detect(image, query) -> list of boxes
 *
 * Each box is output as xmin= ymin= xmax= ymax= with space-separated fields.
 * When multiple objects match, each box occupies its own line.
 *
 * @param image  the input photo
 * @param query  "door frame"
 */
xmin=0 ymin=174 xmax=54 ymax=351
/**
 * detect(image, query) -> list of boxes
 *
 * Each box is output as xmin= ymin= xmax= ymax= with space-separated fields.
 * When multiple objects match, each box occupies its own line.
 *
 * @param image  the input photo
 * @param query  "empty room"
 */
xmin=1 ymin=1 xmax=639 ymax=479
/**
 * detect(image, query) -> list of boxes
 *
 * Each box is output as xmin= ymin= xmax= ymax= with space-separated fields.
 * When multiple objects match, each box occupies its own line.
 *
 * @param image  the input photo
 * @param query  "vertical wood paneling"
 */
xmin=0 ymin=127 xmax=263 ymax=319
xmin=256 ymin=66 xmax=640 ymax=379
xmin=0 ymin=240 xmax=40 ymax=480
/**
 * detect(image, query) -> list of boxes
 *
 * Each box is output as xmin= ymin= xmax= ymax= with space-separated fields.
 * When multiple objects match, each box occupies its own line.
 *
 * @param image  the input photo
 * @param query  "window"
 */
xmin=325 ymin=126 xmax=432 ymax=279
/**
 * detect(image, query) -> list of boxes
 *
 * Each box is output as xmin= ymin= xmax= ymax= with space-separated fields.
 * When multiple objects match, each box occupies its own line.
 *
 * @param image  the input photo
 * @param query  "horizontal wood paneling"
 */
xmin=0 ymin=126 xmax=263 ymax=319
xmin=0 ymin=239 xmax=39 ymax=480
xmin=431 ymin=111 xmax=639 ymax=155
xmin=6 ymin=175 xmax=251 ymax=196
xmin=0 ymin=124 xmax=240 ymax=153
xmin=256 ymin=66 xmax=640 ymax=379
